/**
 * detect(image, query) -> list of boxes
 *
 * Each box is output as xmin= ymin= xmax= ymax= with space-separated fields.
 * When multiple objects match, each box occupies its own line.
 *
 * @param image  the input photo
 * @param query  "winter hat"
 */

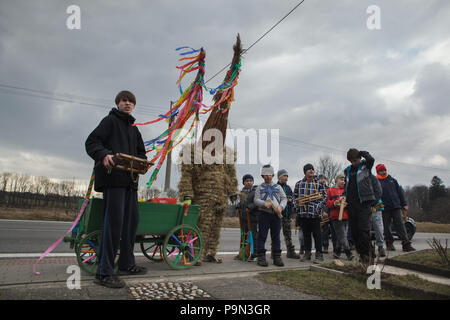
xmin=376 ymin=164 xmax=387 ymax=174
xmin=242 ymin=174 xmax=254 ymax=184
xmin=261 ymin=164 xmax=274 ymax=176
xmin=303 ymin=163 xmax=314 ymax=174
xmin=277 ymin=169 xmax=288 ymax=179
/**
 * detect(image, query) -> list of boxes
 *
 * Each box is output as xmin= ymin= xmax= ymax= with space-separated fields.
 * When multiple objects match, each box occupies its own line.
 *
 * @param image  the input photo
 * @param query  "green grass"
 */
xmin=393 ymin=249 xmax=450 ymax=270
xmin=259 ymin=261 xmax=450 ymax=300
xmin=257 ymin=269 xmax=403 ymax=300
xmin=385 ymin=274 xmax=450 ymax=297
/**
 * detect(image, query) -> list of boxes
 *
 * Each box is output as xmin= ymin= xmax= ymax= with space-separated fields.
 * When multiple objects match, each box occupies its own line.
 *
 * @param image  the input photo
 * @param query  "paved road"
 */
xmin=1 ymin=219 xmax=449 ymax=256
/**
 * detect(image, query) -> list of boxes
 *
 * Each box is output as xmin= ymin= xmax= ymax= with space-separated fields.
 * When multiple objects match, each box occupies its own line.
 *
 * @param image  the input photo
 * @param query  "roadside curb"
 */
xmin=384 ymin=258 xmax=450 ymax=278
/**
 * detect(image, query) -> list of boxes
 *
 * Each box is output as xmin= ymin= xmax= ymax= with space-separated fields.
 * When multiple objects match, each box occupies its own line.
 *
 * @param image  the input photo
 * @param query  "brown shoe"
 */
xmin=386 ymin=241 xmax=396 ymax=251
xmin=402 ymin=242 xmax=416 ymax=252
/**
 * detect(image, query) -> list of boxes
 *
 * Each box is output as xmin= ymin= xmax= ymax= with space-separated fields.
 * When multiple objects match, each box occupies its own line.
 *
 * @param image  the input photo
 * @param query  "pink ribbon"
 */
xmin=168 ymin=248 xmax=179 ymax=257
xmin=33 ymin=198 xmax=90 ymax=275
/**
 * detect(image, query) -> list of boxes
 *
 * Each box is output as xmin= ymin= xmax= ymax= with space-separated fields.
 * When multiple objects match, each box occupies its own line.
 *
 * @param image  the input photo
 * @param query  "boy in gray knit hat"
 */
xmin=254 ymin=165 xmax=287 ymax=267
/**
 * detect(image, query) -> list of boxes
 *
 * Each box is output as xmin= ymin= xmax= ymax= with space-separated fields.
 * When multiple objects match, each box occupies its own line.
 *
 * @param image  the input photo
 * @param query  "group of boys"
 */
xmin=236 ymin=149 xmax=415 ymax=268
xmin=86 ymin=91 xmax=415 ymax=289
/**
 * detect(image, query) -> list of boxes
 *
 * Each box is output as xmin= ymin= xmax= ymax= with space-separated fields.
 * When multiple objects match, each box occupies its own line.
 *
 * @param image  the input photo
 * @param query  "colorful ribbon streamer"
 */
xmin=33 ymin=170 xmax=95 ymax=275
xmin=134 ymin=46 xmax=241 ymax=188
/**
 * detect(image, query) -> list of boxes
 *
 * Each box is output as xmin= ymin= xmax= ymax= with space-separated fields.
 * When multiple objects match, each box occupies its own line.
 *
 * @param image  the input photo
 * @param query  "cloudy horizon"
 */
xmin=1 ymin=0 xmax=450 ymax=192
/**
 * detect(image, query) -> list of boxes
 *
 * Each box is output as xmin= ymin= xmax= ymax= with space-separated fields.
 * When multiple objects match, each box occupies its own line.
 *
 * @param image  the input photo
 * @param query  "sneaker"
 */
xmin=378 ymin=246 xmax=386 ymax=257
xmin=300 ymin=251 xmax=311 ymax=262
xmin=94 ymin=275 xmax=125 ymax=289
xmin=257 ymin=255 xmax=268 ymax=267
xmin=313 ymin=253 xmax=324 ymax=264
xmin=333 ymin=252 xmax=341 ymax=259
xmin=286 ymin=248 xmax=300 ymax=259
xmin=345 ymin=250 xmax=354 ymax=261
xmin=118 ymin=265 xmax=147 ymax=276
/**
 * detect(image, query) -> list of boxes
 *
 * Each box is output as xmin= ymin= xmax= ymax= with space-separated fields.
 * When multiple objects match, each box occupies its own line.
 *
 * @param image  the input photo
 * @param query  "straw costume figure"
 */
xmin=178 ymin=35 xmax=243 ymax=263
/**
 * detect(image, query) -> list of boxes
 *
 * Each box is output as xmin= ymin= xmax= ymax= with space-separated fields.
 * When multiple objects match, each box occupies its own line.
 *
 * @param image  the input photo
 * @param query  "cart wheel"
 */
xmin=140 ymin=236 xmax=164 ymax=262
xmin=76 ymin=230 xmax=119 ymax=275
xmin=163 ymin=224 xmax=202 ymax=270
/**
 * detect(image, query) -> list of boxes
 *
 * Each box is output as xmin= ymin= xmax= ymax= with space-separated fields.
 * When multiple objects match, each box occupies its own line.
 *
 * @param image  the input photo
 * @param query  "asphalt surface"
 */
xmin=0 ymin=219 xmax=287 ymax=255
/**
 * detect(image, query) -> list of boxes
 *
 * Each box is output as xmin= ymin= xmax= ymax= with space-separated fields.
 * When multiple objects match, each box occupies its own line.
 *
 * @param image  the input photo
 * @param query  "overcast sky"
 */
xmin=1 ymin=0 xmax=450 ymax=192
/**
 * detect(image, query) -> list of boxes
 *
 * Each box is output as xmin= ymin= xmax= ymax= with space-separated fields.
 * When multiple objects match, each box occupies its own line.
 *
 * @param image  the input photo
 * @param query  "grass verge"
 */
xmin=257 ymin=269 xmax=403 ymax=300
xmin=392 ymin=249 xmax=450 ymax=271
xmin=0 ymin=207 xmax=76 ymax=221
xmin=320 ymin=261 xmax=450 ymax=298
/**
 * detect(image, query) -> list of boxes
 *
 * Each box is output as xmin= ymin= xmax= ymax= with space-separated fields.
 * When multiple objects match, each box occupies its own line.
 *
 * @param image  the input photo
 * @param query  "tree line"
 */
xmin=0 ymin=170 xmax=448 ymax=224
xmin=404 ymin=176 xmax=450 ymax=224
xmin=0 ymin=172 xmax=178 ymax=212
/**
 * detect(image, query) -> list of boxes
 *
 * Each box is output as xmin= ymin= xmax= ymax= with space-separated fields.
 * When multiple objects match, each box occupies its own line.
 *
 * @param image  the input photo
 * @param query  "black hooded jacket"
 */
xmin=85 ymin=108 xmax=147 ymax=192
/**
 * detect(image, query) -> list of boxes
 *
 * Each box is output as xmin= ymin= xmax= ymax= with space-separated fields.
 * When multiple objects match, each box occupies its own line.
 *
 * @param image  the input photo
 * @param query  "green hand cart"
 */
xmin=64 ymin=198 xmax=202 ymax=274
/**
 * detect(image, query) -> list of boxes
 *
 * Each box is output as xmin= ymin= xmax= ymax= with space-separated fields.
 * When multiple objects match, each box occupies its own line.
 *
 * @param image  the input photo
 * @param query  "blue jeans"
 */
xmin=331 ymin=220 xmax=350 ymax=254
xmin=371 ymin=211 xmax=384 ymax=247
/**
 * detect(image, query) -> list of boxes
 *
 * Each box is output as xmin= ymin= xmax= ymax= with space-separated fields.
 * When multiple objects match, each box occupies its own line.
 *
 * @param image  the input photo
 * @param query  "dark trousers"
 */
xmin=97 ymin=187 xmax=139 ymax=277
xmin=321 ymin=222 xmax=337 ymax=251
xmin=347 ymin=201 xmax=372 ymax=257
xmin=382 ymin=208 xmax=409 ymax=245
xmin=257 ymin=212 xmax=281 ymax=252
xmin=298 ymin=217 xmax=322 ymax=253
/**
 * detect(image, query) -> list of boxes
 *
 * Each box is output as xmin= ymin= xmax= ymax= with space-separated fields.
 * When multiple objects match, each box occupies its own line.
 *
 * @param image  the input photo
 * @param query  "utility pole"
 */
xmin=163 ymin=101 xmax=174 ymax=194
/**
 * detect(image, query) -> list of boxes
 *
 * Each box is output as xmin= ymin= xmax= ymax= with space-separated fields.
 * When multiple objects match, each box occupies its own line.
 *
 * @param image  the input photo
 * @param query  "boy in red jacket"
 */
xmin=326 ymin=174 xmax=354 ymax=260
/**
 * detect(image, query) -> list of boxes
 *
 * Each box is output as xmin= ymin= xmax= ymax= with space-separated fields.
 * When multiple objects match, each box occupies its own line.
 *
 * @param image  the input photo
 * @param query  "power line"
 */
xmin=226 ymin=121 xmax=450 ymax=173
xmin=0 ymin=83 xmax=168 ymax=113
xmin=205 ymin=0 xmax=307 ymax=84
xmin=2 ymin=84 xmax=448 ymax=173
xmin=0 ymin=88 xmax=161 ymax=118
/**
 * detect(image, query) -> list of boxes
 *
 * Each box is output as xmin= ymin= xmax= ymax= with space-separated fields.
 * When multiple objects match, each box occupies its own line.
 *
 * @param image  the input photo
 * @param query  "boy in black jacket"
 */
xmin=376 ymin=164 xmax=415 ymax=252
xmin=344 ymin=149 xmax=376 ymax=264
xmin=85 ymin=90 xmax=148 ymax=288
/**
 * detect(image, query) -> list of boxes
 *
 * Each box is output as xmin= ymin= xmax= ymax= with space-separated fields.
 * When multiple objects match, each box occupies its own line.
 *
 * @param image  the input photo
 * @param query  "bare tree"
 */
xmin=1 ymin=172 xmax=12 ymax=192
xmin=315 ymin=155 xmax=346 ymax=185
